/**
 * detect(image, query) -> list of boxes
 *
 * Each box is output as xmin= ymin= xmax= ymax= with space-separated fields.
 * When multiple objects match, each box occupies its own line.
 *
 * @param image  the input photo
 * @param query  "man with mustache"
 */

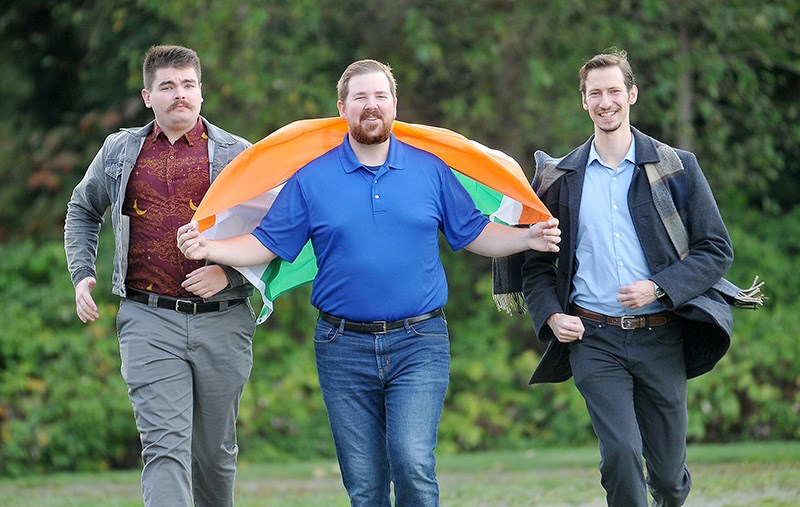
xmin=65 ymin=45 xmax=255 ymax=506
xmin=519 ymin=50 xmax=734 ymax=506
xmin=177 ymin=59 xmax=561 ymax=506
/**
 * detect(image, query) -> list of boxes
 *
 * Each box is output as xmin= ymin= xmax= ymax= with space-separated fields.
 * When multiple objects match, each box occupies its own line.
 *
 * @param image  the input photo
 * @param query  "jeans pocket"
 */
xmin=313 ymin=319 xmax=339 ymax=344
xmin=579 ymin=318 xmax=603 ymax=338
xmin=408 ymin=316 xmax=449 ymax=340
xmin=652 ymin=319 xmax=683 ymax=344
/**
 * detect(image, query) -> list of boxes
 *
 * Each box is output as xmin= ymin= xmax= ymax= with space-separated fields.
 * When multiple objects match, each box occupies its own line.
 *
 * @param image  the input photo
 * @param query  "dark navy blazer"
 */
xmin=522 ymin=127 xmax=734 ymax=383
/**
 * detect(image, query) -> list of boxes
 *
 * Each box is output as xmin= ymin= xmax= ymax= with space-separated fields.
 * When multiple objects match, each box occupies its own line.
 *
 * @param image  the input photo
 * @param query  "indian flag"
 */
xmin=193 ymin=117 xmax=551 ymax=323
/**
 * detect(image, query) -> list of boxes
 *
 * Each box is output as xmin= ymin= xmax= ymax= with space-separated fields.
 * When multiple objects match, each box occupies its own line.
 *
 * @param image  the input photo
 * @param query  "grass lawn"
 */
xmin=0 ymin=441 xmax=797 ymax=506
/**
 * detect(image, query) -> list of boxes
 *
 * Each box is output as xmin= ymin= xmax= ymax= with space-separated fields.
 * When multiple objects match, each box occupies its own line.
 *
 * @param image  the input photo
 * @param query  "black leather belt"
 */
xmin=319 ymin=308 xmax=444 ymax=334
xmin=125 ymin=286 xmax=245 ymax=315
xmin=572 ymin=305 xmax=676 ymax=330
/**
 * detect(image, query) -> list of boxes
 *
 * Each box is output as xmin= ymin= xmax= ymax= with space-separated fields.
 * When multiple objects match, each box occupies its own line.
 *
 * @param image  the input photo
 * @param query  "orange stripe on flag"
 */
xmin=193 ymin=118 xmax=550 ymax=229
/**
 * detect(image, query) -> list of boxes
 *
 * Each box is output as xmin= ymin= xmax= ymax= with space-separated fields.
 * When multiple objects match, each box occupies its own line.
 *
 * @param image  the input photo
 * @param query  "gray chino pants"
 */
xmin=569 ymin=318 xmax=692 ymax=507
xmin=117 ymin=298 xmax=255 ymax=507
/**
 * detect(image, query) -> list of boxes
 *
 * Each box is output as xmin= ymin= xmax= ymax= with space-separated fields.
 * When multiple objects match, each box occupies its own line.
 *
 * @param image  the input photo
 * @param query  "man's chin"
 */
xmin=598 ymin=122 xmax=622 ymax=133
xmin=164 ymin=111 xmax=198 ymax=125
xmin=351 ymin=126 xmax=391 ymax=145
xmin=358 ymin=134 xmax=391 ymax=145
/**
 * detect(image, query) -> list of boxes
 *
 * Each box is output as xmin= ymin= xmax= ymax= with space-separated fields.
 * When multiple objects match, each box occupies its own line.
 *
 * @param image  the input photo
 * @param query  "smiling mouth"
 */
xmin=360 ymin=108 xmax=383 ymax=121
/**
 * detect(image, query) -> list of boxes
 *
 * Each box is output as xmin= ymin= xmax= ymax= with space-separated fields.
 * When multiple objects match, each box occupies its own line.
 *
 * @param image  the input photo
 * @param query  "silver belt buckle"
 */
xmin=620 ymin=316 xmax=638 ymax=330
xmin=175 ymin=299 xmax=198 ymax=314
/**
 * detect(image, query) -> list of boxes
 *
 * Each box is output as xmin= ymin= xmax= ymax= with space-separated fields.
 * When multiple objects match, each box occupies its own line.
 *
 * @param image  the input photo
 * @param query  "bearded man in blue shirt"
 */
xmin=177 ymin=59 xmax=560 ymax=506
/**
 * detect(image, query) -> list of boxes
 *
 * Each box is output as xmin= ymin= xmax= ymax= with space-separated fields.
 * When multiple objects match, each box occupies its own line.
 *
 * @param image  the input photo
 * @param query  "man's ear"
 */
xmin=628 ymin=84 xmax=638 ymax=105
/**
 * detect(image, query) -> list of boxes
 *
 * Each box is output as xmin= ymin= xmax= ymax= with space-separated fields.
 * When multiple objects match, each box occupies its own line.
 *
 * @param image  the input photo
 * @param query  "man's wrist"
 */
xmin=652 ymin=281 xmax=666 ymax=299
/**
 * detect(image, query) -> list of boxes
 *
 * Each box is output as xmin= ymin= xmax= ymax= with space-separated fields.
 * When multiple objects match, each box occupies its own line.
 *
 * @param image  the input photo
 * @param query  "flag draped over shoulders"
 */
xmin=193 ymin=117 xmax=551 ymax=323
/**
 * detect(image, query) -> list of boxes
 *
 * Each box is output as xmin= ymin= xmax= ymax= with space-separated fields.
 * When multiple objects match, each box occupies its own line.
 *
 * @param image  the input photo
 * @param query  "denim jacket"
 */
xmin=64 ymin=117 xmax=253 ymax=302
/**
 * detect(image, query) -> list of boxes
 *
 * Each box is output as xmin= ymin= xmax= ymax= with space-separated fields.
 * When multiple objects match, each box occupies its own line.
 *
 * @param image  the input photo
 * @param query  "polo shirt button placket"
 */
xmin=372 ymin=175 xmax=385 ymax=213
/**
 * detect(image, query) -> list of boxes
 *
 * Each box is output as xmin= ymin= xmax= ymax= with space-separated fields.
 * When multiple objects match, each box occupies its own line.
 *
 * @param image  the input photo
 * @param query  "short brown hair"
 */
xmin=337 ymin=59 xmax=397 ymax=103
xmin=579 ymin=49 xmax=636 ymax=95
xmin=142 ymin=45 xmax=201 ymax=91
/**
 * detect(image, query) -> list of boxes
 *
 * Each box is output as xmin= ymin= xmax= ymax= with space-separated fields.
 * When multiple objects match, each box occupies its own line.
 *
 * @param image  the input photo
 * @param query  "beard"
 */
xmin=594 ymin=108 xmax=626 ymax=133
xmin=350 ymin=109 xmax=393 ymax=145
xmin=598 ymin=121 xmax=623 ymax=133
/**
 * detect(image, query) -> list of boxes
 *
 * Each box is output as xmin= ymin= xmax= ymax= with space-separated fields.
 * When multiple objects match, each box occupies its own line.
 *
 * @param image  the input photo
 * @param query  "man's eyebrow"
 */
xmin=156 ymin=78 xmax=198 ymax=87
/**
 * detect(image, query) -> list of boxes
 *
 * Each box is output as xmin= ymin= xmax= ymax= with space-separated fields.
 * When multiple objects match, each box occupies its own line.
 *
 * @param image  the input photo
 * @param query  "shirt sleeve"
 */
xmin=439 ymin=167 xmax=490 ymax=251
xmin=251 ymin=175 xmax=311 ymax=263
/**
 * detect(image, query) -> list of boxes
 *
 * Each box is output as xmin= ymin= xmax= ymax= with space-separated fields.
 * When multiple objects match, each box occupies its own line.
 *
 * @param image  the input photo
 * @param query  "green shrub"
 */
xmin=0 ymin=240 xmax=137 ymax=477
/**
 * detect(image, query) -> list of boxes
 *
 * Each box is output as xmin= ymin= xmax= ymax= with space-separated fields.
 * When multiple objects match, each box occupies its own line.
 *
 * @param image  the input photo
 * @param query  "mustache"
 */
xmin=168 ymin=100 xmax=193 ymax=112
xmin=360 ymin=108 xmax=383 ymax=121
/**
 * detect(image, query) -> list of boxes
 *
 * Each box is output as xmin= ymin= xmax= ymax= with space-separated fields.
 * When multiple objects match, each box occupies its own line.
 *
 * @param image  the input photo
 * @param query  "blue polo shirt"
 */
xmin=252 ymin=133 xmax=490 ymax=321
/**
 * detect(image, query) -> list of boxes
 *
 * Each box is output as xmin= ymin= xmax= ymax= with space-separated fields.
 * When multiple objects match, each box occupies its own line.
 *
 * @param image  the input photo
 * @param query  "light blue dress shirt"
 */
xmin=571 ymin=137 xmax=663 ymax=316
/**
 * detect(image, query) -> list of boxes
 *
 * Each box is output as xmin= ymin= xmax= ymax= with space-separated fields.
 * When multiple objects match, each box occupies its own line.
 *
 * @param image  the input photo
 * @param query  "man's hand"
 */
xmin=182 ymin=265 xmax=230 ymax=298
xmin=547 ymin=312 xmax=584 ymax=343
xmin=75 ymin=277 xmax=99 ymax=323
xmin=527 ymin=218 xmax=561 ymax=253
xmin=617 ymin=280 xmax=659 ymax=309
xmin=177 ymin=221 xmax=209 ymax=260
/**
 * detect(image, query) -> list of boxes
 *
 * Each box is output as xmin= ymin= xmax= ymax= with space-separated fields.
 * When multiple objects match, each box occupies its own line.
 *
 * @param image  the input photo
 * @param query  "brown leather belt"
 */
xmin=571 ymin=305 xmax=676 ymax=330
xmin=319 ymin=308 xmax=444 ymax=334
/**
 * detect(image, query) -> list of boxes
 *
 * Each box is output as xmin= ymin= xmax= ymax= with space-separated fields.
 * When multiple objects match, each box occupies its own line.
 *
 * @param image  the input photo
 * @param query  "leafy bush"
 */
xmin=0 ymin=240 xmax=138 ymax=477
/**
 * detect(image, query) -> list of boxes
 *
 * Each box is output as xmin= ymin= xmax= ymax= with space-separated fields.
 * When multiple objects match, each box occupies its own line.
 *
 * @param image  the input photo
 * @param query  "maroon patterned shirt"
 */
xmin=123 ymin=119 xmax=210 ymax=297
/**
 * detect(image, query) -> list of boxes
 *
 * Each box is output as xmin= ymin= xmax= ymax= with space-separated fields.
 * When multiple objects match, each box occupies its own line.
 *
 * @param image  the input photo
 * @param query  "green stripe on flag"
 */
xmin=453 ymin=170 xmax=503 ymax=216
xmin=262 ymin=241 xmax=318 ymax=301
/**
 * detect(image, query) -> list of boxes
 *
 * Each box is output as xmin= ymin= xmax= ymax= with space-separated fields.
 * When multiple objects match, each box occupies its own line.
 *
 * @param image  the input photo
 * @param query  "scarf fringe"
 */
xmin=730 ymin=275 xmax=767 ymax=309
xmin=493 ymin=292 xmax=528 ymax=315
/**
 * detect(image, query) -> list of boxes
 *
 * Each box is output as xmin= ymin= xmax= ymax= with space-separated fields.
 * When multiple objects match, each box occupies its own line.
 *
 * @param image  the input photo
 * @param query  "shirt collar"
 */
xmin=587 ymin=135 xmax=637 ymax=170
xmin=339 ymin=133 xmax=405 ymax=173
xmin=151 ymin=118 xmax=205 ymax=145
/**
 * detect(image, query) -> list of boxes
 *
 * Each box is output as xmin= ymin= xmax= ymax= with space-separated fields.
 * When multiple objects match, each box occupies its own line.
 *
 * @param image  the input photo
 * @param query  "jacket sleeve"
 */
xmin=649 ymin=151 xmax=734 ymax=308
xmin=218 ymin=264 xmax=248 ymax=288
xmin=521 ymin=248 xmax=561 ymax=342
xmin=521 ymin=173 xmax=565 ymax=343
xmin=64 ymin=137 xmax=113 ymax=287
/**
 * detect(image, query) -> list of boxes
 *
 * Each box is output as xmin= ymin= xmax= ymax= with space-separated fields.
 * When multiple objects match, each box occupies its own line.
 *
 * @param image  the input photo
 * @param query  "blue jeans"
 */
xmin=314 ymin=315 xmax=450 ymax=507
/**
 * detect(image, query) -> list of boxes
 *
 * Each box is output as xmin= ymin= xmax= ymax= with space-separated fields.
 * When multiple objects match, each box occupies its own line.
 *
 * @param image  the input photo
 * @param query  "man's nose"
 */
xmin=363 ymin=96 xmax=380 ymax=109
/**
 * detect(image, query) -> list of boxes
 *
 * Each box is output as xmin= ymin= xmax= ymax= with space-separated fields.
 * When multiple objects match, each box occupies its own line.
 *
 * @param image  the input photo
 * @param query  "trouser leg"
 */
xmin=631 ymin=321 xmax=691 ymax=507
xmin=189 ymin=302 xmax=254 ymax=507
xmin=314 ymin=319 xmax=392 ymax=507
xmin=385 ymin=317 xmax=450 ymax=507
xmin=569 ymin=322 xmax=649 ymax=507
xmin=118 ymin=300 xmax=193 ymax=507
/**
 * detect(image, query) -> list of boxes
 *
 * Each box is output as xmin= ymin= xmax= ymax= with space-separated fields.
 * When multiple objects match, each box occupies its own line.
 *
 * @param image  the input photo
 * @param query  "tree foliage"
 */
xmin=1 ymin=0 xmax=798 ymax=475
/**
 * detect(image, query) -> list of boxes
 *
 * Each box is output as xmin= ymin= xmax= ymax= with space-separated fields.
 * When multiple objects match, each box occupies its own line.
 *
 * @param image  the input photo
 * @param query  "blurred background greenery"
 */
xmin=0 ymin=0 xmax=798 ymax=476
